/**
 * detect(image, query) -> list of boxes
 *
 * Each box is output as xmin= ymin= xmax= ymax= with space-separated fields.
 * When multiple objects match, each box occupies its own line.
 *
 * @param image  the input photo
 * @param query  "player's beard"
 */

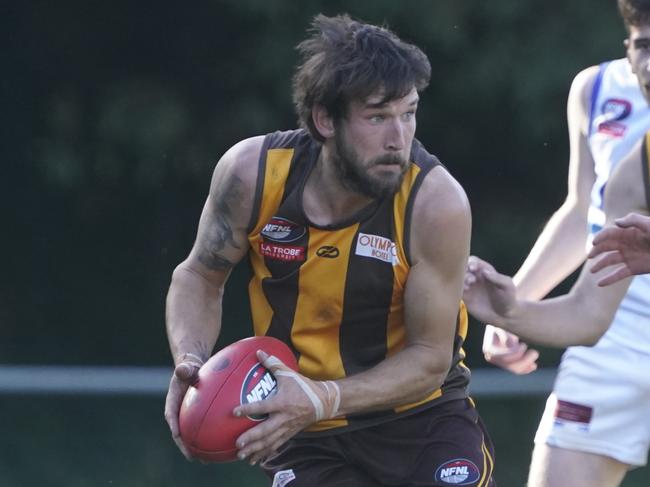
xmin=332 ymin=131 xmax=408 ymax=199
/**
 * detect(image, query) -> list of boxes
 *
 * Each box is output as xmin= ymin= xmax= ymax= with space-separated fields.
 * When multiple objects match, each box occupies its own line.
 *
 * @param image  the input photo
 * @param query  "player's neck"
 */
xmin=303 ymin=151 xmax=375 ymax=227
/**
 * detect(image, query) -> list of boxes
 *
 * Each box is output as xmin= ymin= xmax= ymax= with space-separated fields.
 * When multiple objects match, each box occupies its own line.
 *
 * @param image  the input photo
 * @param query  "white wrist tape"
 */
xmin=266 ymin=355 xmax=341 ymax=421
xmin=323 ymin=380 xmax=341 ymax=418
xmin=275 ymin=370 xmax=325 ymax=420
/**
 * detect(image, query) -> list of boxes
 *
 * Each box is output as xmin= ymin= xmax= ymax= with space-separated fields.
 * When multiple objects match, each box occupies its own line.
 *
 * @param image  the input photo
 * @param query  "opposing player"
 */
xmin=164 ymin=14 xmax=495 ymax=486
xmin=479 ymin=1 xmax=650 ymax=484
xmin=589 ymin=212 xmax=650 ymax=284
xmin=465 ymin=130 xmax=650 ymax=484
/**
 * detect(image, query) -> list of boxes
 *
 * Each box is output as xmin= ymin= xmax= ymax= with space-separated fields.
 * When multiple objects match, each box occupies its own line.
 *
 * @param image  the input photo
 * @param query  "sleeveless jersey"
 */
xmin=587 ymin=58 xmax=650 ymax=351
xmin=246 ymin=129 xmax=470 ymax=434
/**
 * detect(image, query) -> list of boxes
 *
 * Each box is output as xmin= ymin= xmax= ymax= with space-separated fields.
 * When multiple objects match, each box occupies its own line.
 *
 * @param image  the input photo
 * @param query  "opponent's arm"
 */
xmin=466 ymin=137 xmax=648 ymax=346
xmin=164 ymin=136 xmax=261 ymax=458
xmin=513 ymin=66 xmax=598 ymax=297
xmin=482 ymin=66 xmax=598 ymax=370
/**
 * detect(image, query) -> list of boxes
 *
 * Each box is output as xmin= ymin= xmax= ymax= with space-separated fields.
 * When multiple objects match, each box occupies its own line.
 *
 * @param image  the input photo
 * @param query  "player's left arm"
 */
xmin=331 ymin=166 xmax=472 ymax=412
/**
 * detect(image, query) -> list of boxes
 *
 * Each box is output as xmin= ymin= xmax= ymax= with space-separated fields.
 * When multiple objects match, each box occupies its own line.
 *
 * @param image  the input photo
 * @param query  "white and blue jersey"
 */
xmin=535 ymin=59 xmax=650 ymax=467
xmin=587 ymin=57 xmax=650 ymax=350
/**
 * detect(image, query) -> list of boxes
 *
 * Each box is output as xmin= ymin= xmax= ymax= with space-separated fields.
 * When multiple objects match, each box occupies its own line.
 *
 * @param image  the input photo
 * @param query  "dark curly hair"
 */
xmin=618 ymin=0 xmax=650 ymax=30
xmin=292 ymin=14 xmax=431 ymax=143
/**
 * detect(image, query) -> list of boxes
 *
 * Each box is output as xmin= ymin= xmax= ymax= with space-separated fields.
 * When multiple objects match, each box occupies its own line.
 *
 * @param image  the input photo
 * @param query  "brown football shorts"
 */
xmin=262 ymin=398 xmax=496 ymax=487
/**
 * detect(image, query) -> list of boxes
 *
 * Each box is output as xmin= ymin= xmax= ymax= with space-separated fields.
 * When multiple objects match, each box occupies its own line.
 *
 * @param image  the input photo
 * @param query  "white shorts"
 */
xmin=534 ymin=332 xmax=650 ymax=466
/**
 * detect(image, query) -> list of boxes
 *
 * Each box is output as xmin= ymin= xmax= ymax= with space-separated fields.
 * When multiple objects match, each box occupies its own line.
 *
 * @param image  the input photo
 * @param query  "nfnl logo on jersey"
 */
xmin=240 ymin=363 xmax=278 ymax=421
xmin=434 ymin=459 xmax=480 ymax=485
xmin=261 ymin=217 xmax=306 ymax=243
xmin=355 ymin=232 xmax=399 ymax=265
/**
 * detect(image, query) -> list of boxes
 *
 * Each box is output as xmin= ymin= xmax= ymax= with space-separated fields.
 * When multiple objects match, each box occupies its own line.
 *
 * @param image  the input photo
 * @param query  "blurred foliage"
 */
xmin=4 ymin=2 xmax=649 ymax=486
xmin=2 ymin=0 xmax=625 ymax=366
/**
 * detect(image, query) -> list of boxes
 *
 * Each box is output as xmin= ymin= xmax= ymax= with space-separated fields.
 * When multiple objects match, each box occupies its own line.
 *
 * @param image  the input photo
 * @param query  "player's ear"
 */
xmin=312 ymin=104 xmax=335 ymax=140
xmin=624 ymin=38 xmax=633 ymax=67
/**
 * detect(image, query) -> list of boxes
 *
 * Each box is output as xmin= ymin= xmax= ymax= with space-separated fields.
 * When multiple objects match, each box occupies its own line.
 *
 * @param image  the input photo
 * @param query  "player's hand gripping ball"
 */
xmin=179 ymin=336 xmax=298 ymax=462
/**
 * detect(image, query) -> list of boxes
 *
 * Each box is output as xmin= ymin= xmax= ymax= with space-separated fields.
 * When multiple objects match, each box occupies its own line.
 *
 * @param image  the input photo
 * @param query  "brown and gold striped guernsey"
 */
xmin=246 ymin=129 xmax=470 ymax=435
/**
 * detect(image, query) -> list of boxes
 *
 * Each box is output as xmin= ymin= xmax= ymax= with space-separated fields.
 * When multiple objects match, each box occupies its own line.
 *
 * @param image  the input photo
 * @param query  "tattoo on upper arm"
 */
xmin=197 ymin=174 xmax=246 ymax=271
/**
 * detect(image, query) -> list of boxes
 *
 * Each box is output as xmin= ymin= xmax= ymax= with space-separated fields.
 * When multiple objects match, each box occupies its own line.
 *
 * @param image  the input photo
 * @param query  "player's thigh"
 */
xmin=347 ymin=399 xmax=496 ymax=486
xmin=527 ymin=443 xmax=628 ymax=487
xmin=262 ymin=436 xmax=380 ymax=487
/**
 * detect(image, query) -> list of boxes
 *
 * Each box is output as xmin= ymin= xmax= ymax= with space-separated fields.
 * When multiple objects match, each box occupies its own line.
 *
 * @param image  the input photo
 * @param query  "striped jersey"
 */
xmin=245 ymin=129 xmax=470 ymax=434
xmin=587 ymin=58 xmax=650 ymax=351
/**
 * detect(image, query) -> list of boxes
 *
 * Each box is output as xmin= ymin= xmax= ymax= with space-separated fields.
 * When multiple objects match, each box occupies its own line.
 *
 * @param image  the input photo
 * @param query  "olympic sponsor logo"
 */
xmin=596 ymin=98 xmax=631 ymax=137
xmin=240 ymin=363 xmax=277 ymax=421
xmin=261 ymin=217 xmax=306 ymax=242
xmin=434 ymin=458 xmax=480 ymax=485
xmin=260 ymin=242 xmax=306 ymax=261
xmin=355 ymin=232 xmax=399 ymax=265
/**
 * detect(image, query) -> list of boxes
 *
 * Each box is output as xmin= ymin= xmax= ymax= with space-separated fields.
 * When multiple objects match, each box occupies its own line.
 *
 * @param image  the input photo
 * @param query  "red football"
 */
xmin=178 ymin=336 xmax=298 ymax=462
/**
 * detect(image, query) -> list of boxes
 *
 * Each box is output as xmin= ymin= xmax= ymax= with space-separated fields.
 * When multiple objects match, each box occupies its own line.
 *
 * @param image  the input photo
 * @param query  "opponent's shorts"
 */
xmin=263 ymin=398 xmax=495 ymax=487
xmin=534 ymin=332 xmax=650 ymax=466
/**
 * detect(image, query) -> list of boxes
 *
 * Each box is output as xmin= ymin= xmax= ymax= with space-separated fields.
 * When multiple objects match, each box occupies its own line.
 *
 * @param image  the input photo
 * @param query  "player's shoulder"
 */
xmin=570 ymin=59 xmax=631 ymax=101
xmin=569 ymin=65 xmax=601 ymax=103
xmin=413 ymin=164 xmax=471 ymax=236
xmin=406 ymin=161 xmax=471 ymax=266
xmin=572 ymin=64 xmax=601 ymax=89
xmin=212 ymin=135 xmax=266 ymax=193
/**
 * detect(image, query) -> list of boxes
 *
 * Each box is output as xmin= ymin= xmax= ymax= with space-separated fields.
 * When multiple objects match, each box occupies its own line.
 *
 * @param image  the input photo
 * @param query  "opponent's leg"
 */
xmin=527 ymin=443 xmax=628 ymax=487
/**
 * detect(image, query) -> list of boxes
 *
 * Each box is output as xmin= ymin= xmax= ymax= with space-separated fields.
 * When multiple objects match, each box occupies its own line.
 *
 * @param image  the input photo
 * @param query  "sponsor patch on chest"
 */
xmin=355 ymin=232 xmax=399 ymax=265
xmin=259 ymin=242 xmax=306 ymax=261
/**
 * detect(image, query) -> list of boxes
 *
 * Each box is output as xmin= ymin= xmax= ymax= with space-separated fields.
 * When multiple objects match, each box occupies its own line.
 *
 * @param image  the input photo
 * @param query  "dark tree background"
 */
xmin=3 ymin=0 xmax=625 ymax=366
xmin=4 ymin=2 xmax=648 ymax=486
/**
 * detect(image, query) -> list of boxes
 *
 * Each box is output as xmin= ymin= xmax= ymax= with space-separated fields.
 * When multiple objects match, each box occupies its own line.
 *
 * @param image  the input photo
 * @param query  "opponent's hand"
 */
xmin=164 ymin=352 xmax=204 ymax=460
xmin=482 ymin=325 xmax=539 ymax=375
xmin=589 ymin=213 xmax=650 ymax=286
xmin=233 ymin=350 xmax=340 ymax=466
xmin=463 ymin=256 xmax=518 ymax=327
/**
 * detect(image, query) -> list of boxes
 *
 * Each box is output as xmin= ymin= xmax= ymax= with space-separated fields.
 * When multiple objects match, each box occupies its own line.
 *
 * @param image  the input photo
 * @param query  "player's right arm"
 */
xmin=482 ymin=65 xmax=599 ymax=372
xmin=164 ymin=135 xmax=262 ymax=459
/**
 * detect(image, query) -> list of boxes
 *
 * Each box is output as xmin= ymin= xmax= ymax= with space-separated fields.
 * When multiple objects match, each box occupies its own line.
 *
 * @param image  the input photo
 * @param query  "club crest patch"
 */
xmin=261 ymin=217 xmax=306 ymax=243
xmin=595 ymin=98 xmax=631 ymax=137
xmin=355 ymin=232 xmax=399 ymax=265
xmin=435 ymin=458 xmax=480 ymax=485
